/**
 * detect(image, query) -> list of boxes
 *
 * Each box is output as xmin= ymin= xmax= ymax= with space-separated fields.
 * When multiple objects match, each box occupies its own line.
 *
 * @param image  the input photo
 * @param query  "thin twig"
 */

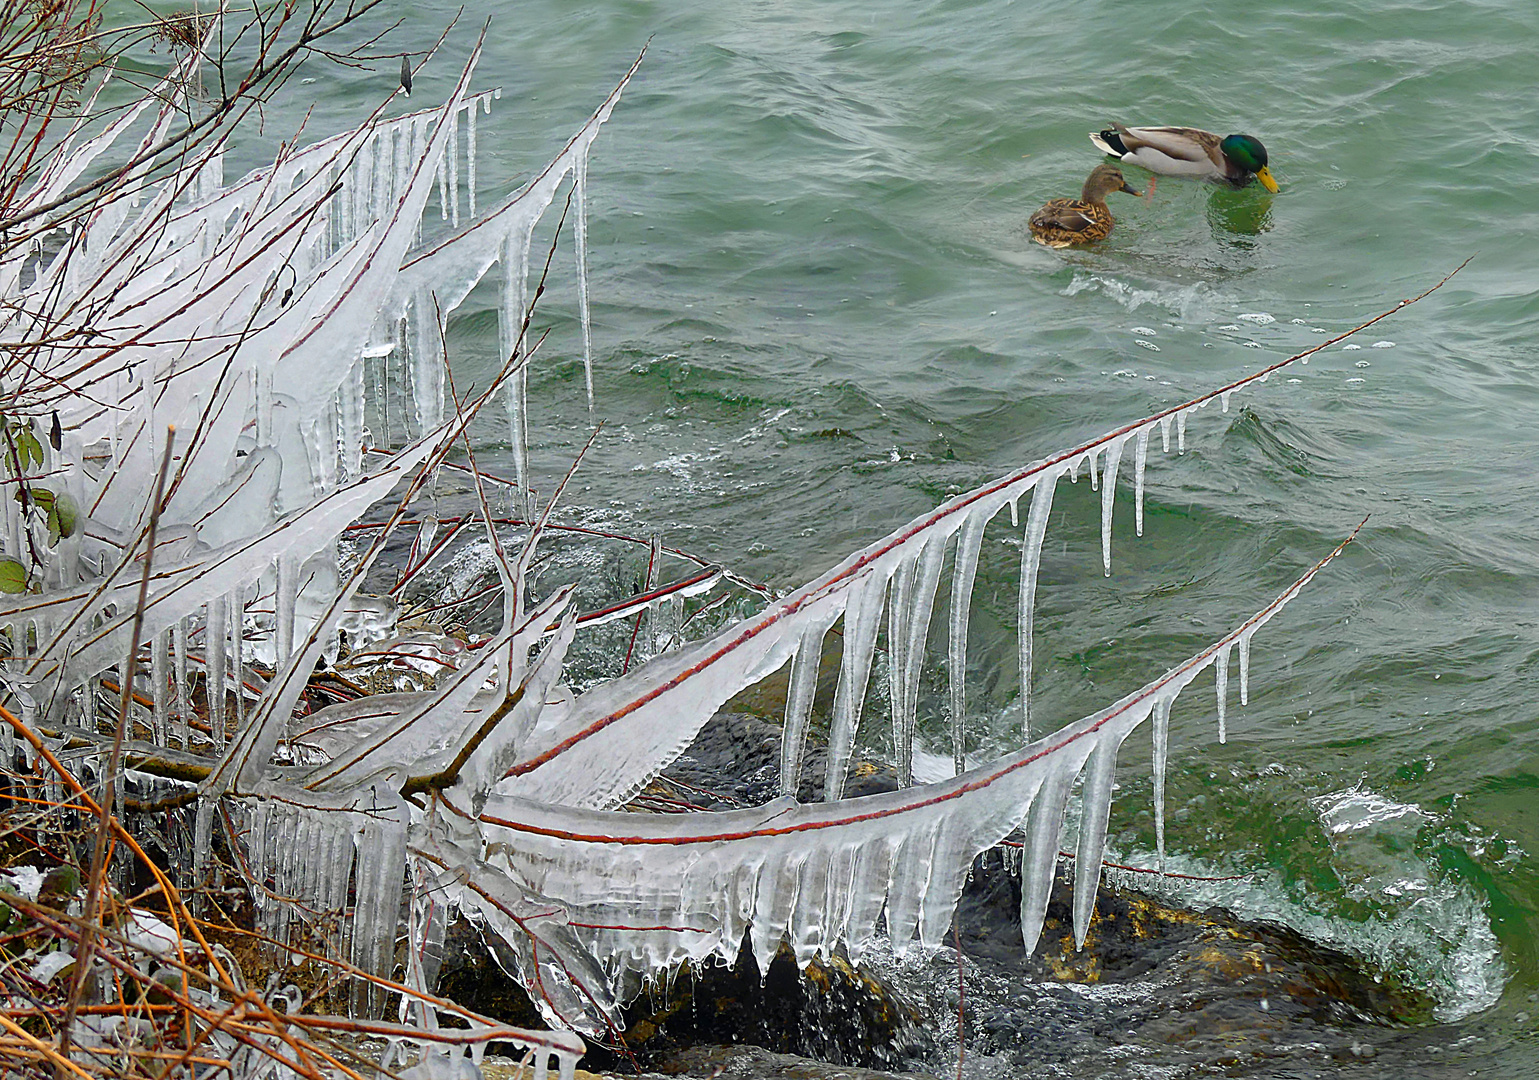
xmin=56 ymin=425 xmax=174 ymax=1069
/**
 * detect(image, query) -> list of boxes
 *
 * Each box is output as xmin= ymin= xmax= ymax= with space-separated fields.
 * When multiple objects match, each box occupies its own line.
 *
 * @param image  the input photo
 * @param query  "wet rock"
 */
xmin=651 ymin=711 xmax=901 ymax=809
xmin=958 ymin=853 xmax=1430 ymax=1026
xmin=437 ymin=916 xmax=926 ymax=1074
xmin=639 ymin=1043 xmax=940 ymax=1079
xmin=866 ymin=852 xmax=1440 ymax=1076
xmin=583 ymin=934 xmax=927 ymax=1073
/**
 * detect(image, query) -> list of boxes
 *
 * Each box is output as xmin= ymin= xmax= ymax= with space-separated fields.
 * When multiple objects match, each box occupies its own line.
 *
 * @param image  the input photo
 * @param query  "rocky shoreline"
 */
xmin=443 ymin=711 xmax=1467 ymax=1079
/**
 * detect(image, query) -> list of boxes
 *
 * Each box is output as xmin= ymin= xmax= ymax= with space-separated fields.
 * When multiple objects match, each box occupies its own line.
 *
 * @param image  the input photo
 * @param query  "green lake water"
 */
xmin=227 ymin=0 xmax=1539 ymax=1072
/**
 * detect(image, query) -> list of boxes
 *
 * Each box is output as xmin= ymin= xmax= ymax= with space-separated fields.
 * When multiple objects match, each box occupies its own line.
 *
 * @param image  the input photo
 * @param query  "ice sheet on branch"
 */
xmin=505 ymin=393 xmax=1250 ymax=811
xmin=477 ymin=539 xmax=1342 ymax=999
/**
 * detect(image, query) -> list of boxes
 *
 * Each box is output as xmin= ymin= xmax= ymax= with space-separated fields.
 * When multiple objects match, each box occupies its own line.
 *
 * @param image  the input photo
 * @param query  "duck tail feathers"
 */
xmin=1090 ymin=128 xmax=1127 ymax=157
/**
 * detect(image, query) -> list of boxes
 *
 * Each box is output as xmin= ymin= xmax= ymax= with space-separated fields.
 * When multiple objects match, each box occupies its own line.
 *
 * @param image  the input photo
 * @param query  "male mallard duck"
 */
xmin=1029 ymin=163 xmax=1142 ymax=248
xmin=1089 ymin=124 xmax=1279 ymax=192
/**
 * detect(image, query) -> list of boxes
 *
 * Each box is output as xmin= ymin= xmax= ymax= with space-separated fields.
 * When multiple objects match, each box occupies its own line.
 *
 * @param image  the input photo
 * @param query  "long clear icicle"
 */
xmin=1019 ymin=748 xmax=1089 ymax=955
xmin=1099 ymin=434 xmax=1127 ymax=576
xmin=151 ymin=628 xmax=170 ymax=744
xmin=1072 ymin=708 xmax=1149 ymax=947
xmin=779 ymin=620 xmax=825 ymax=797
xmin=466 ymin=103 xmax=477 ymax=218
xmin=447 ymin=109 xmax=460 ymax=228
xmin=886 ymin=551 xmax=916 ymax=779
xmin=948 ymin=512 xmax=987 ymax=774
xmin=1238 ymin=629 xmax=1252 ymax=705
xmin=1215 ymin=642 xmax=1232 ymax=743
xmin=275 ymin=555 xmax=297 ymax=665
xmin=206 ymin=598 xmax=227 ymax=745
xmin=1133 ymin=425 xmax=1149 ymax=537
xmin=1017 ymin=471 xmax=1058 ymax=740
xmin=889 ymin=533 xmax=945 ymax=785
xmin=824 ymin=572 xmax=886 ymax=801
xmin=230 ymin=590 xmax=245 ymax=734
xmin=500 ymin=225 xmax=535 ymax=518
xmin=1150 ymin=692 xmax=1173 ymax=873
xmin=173 ymin=617 xmax=189 ymax=750
xmin=573 ymin=149 xmax=595 ymax=415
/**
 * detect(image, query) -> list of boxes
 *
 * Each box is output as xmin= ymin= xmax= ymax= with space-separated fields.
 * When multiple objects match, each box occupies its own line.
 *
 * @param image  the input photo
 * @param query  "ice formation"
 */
xmin=0 ymin=25 xmax=1425 ymax=1064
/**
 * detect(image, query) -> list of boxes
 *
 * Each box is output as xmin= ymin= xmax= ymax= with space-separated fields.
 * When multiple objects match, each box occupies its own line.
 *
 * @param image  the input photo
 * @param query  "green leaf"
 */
xmin=17 ymin=428 xmax=43 ymax=470
xmin=0 ymin=559 xmax=27 ymax=594
xmin=51 ymin=491 xmax=78 ymax=540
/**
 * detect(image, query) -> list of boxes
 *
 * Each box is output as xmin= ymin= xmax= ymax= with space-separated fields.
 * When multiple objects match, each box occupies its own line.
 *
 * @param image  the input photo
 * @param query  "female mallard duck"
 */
xmin=1029 ymin=163 xmax=1142 ymax=247
xmin=1089 ymin=124 xmax=1279 ymax=192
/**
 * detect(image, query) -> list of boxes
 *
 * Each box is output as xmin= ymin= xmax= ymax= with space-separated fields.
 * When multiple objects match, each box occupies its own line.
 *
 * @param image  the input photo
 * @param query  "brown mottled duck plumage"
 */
xmin=1028 ymin=163 xmax=1142 ymax=248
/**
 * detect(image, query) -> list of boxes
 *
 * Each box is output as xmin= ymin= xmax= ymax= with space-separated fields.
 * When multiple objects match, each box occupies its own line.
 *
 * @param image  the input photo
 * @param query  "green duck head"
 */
xmin=1219 ymin=134 xmax=1279 ymax=192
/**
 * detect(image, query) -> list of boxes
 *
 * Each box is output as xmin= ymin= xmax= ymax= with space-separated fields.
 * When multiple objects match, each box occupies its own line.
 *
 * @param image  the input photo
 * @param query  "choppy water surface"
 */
xmin=243 ymin=0 xmax=1539 ymax=1072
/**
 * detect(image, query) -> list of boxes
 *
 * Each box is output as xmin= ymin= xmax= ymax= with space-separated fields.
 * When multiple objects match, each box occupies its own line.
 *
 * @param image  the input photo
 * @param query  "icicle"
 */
xmin=1221 ymin=389 xmax=1233 ymax=413
xmin=152 ymin=628 xmax=170 ymax=745
xmin=447 ymin=109 xmax=460 ymax=228
xmin=1159 ymin=414 xmax=1172 ymax=453
xmin=206 ymin=598 xmax=227 ymax=745
xmin=370 ymin=347 xmax=390 ymax=449
xmin=1151 ymin=693 xmax=1172 ymax=873
xmin=1215 ymin=642 xmax=1232 ymax=743
xmin=1017 ymin=469 xmax=1059 ymax=739
xmin=1238 ymin=629 xmax=1252 ymax=706
xmin=466 ymin=103 xmax=477 ymax=218
xmin=1177 ymin=410 xmax=1188 ymax=453
xmin=1019 ymin=755 xmax=1084 ymax=955
xmin=1099 ymin=435 xmax=1126 ymax=576
xmin=824 ymin=573 xmax=886 ymax=801
xmin=948 ymin=512 xmax=987 ymax=775
xmin=254 ymin=367 xmax=274 ymax=448
xmin=1087 ymin=448 xmax=1099 ymax=491
xmin=230 ymin=590 xmax=245 ymax=735
xmin=338 ymin=359 xmax=365 ymax=480
xmin=173 ymin=617 xmax=190 ymax=750
xmin=1072 ymin=714 xmax=1141 ymax=948
xmin=371 ymin=130 xmax=389 ymax=226
xmin=779 ymin=620 xmax=826 ymax=797
xmin=573 ymin=149 xmax=595 ymax=416
xmin=1008 ymin=497 xmax=1019 ymax=529
xmin=1133 ymin=425 xmax=1149 ymax=537
xmin=891 ymin=533 xmax=946 ymax=784
xmin=887 ymin=552 xmax=915 ymax=779
xmin=411 ymin=288 xmax=446 ymax=433
xmin=395 ymin=125 xmax=411 ymax=220
xmin=356 ymin=132 xmax=375 ymax=238
xmin=500 ymin=225 xmax=535 ymax=518
xmin=275 ymin=555 xmax=297 ymax=665
xmin=192 ymin=800 xmax=213 ymax=896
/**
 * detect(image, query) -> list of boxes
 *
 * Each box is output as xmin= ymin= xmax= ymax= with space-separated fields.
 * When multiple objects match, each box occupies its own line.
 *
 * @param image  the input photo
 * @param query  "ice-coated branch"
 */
xmin=479 ymin=525 xmax=1358 ymax=993
xmin=503 ymin=267 xmax=1462 ymax=812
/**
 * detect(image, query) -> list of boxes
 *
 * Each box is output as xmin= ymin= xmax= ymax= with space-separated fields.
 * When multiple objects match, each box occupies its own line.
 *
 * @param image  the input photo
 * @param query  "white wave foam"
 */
xmin=1064 ymin=272 xmax=1222 ymax=320
xmin=1089 ymin=784 xmax=1505 ymax=1023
